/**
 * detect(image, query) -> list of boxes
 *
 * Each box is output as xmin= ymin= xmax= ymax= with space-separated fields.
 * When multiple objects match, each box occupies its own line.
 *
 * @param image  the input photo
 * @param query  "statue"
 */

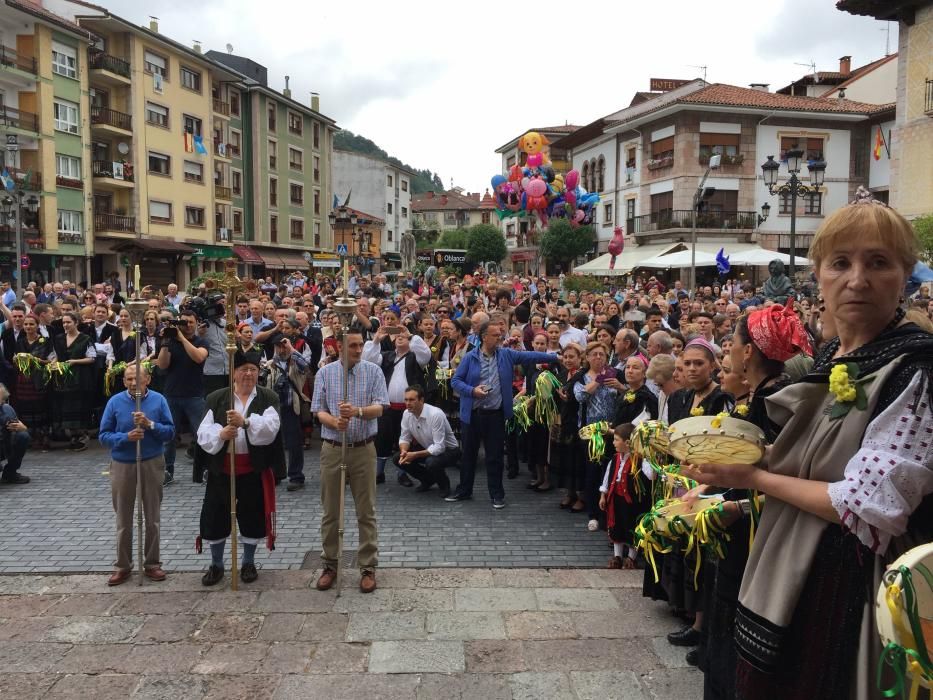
xmin=400 ymin=230 xmax=417 ymax=271
xmin=762 ymin=259 xmax=794 ymax=306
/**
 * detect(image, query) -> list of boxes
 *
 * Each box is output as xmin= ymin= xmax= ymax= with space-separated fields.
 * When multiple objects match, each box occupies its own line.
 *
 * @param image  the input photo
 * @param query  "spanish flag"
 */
xmin=873 ymin=127 xmax=885 ymax=161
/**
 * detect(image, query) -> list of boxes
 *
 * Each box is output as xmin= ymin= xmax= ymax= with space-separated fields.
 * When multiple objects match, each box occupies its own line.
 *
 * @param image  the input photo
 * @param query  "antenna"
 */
xmin=226 ymin=43 xmax=234 ymax=54
xmin=688 ymin=65 xmax=708 ymax=82
xmin=881 ymin=23 xmax=891 ymax=56
xmin=794 ymin=60 xmax=818 ymax=82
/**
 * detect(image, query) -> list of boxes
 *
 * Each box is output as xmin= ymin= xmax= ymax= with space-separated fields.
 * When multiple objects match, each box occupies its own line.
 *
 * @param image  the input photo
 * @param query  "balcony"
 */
xmin=3 ymin=166 xmax=41 ymax=191
xmin=0 ymin=105 xmax=38 ymax=132
xmin=699 ymin=153 xmax=745 ymax=166
xmin=58 ymin=231 xmax=85 ymax=245
xmin=56 ymin=175 xmax=82 ymax=190
xmin=88 ymin=51 xmax=131 ymax=85
xmin=215 ymin=184 xmax=232 ymax=201
xmin=228 ymin=144 xmax=240 ymax=158
xmin=212 ymin=98 xmax=230 ymax=117
xmin=94 ymin=212 xmax=135 ymax=233
xmin=216 ymin=227 xmax=231 ymax=243
xmin=926 ymin=78 xmax=933 ymax=116
xmin=646 ymin=155 xmax=674 ymax=171
xmin=90 ymin=105 xmax=132 ymax=134
xmin=0 ymin=45 xmax=37 ymax=75
xmin=213 ymin=140 xmax=232 ymax=161
xmin=631 ymin=209 xmax=758 ymax=239
xmin=92 ymin=161 xmax=135 ymax=189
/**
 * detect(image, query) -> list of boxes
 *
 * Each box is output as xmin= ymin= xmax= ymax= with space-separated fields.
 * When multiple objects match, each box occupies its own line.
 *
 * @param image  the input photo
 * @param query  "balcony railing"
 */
xmin=92 ymin=160 xmax=135 ymax=182
xmin=646 ymin=155 xmax=674 ymax=171
xmin=3 ymin=166 xmax=41 ymax=190
xmin=91 ymin=105 xmax=132 ymax=131
xmin=94 ymin=212 xmax=135 ymax=233
xmin=0 ymin=105 xmax=38 ymax=132
xmin=228 ymin=144 xmax=240 ymax=157
xmin=0 ymin=45 xmax=37 ymax=75
xmin=631 ymin=209 xmax=758 ymax=234
xmin=88 ymin=51 xmax=130 ymax=78
xmin=215 ymin=184 xmax=232 ymax=200
xmin=58 ymin=231 xmax=85 ymax=245
xmin=216 ymin=227 xmax=231 ymax=243
xmin=926 ymin=78 xmax=933 ymax=116
xmin=214 ymin=141 xmax=230 ymax=158
xmin=56 ymin=175 xmax=81 ymax=189
xmin=212 ymin=98 xmax=230 ymax=116
xmin=699 ymin=153 xmax=745 ymax=166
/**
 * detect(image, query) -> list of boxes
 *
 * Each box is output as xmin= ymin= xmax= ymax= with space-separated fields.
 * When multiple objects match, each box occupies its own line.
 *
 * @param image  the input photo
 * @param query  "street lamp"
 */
xmin=757 ymin=202 xmax=771 ymax=227
xmin=760 ymin=150 xmax=826 ymax=280
xmin=354 ymin=226 xmax=372 ymax=273
xmin=328 ymin=206 xmax=358 ymax=282
xmin=1 ymin=192 xmax=40 ymax=297
xmin=690 ymin=153 xmax=720 ymax=294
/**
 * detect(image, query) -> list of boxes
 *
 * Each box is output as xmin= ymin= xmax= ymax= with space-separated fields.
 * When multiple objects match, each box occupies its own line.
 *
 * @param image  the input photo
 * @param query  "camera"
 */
xmin=161 ymin=319 xmax=189 ymax=339
xmin=182 ymin=293 xmax=225 ymax=324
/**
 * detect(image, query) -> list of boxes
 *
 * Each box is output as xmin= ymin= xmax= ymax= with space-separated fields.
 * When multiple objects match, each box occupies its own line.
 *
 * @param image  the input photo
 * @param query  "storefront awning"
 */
xmin=278 ymin=251 xmax=310 ymax=270
xmin=112 ymin=237 xmax=196 ymax=254
xmin=191 ymin=244 xmax=233 ymax=259
xmin=233 ymin=245 xmax=264 ymax=264
xmin=573 ymin=242 xmax=681 ymax=276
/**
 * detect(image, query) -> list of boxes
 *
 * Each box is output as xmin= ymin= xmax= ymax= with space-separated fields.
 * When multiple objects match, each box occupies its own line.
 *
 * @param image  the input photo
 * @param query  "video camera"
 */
xmin=160 ymin=318 xmax=190 ymax=340
xmin=182 ymin=293 xmax=225 ymax=324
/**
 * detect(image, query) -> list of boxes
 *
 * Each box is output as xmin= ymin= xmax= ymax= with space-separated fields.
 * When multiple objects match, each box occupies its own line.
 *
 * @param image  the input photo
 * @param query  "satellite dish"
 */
xmin=117 ymin=142 xmax=130 ymax=155
xmin=226 ymin=43 xmax=234 ymax=54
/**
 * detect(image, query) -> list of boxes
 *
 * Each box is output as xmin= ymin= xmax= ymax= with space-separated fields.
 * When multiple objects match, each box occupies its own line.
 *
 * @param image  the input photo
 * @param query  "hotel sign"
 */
xmin=649 ymin=78 xmax=690 ymax=92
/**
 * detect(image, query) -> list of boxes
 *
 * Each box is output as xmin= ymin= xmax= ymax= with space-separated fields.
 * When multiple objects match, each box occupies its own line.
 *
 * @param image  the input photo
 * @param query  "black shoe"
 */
xmin=685 ymin=648 xmax=700 ymax=667
xmin=376 ymin=473 xmax=385 ymax=484
xmin=506 ymin=467 xmax=518 ymax=479
xmin=162 ymin=473 xmax=175 ymax=487
xmin=415 ymin=482 xmax=432 ymax=493
xmin=438 ymin=474 xmax=451 ymax=499
xmin=240 ymin=563 xmax=258 ymax=583
xmin=445 ymin=492 xmax=471 ymax=502
xmin=201 ymin=565 xmax=224 ymax=587
xmin=397 ymin=473 xmax=414 ymax=487
xmin=286 ymin=482 xmax=305 ymax=492
xmin=0 ymin=473 xmax=30 ymax=484
xmin=667 ymin=626 xmax=701 ymax=647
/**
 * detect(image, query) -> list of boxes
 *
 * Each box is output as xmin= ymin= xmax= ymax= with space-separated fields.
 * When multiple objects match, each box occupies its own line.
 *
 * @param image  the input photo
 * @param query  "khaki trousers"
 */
xmin=319 ymin=441 xmax=378 ymax=570
xmin=110 ymin=456 xmax=164 ymax=571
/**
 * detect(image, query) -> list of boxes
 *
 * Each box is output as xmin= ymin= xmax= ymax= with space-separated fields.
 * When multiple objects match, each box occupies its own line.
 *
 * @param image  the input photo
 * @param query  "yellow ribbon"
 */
xmin=684 ymin=502 xmax=731 ymax=588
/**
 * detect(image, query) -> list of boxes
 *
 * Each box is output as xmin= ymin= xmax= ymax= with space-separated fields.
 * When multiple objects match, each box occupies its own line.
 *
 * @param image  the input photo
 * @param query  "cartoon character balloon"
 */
xmin=519 ymin=131 xmax=550 ymax=156
xmin=608 ymin=226 xmax=625 ymax=270
xmin=524 ymin=177 xmax=549 ymax=227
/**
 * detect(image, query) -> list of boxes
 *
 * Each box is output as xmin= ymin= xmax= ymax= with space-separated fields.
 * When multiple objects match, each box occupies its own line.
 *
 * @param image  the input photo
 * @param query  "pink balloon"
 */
xmin=526 ymin=153 xmax=543 ymax=168
xmin=574 ymin=209 xmax=585 ymax=223
xmin=565 ymin=169 xmax=579 ymax=190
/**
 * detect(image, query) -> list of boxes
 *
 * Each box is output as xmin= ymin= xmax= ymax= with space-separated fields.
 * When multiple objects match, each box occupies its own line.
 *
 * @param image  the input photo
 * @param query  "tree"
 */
xmin=913 ymin=214 xmax=933 ymax=264
xmin=540 ymin=220 xmax=595 ymax=268
xmin=466 ymin=224 xmax=507 ymax=265
xmin=436 ymin=227 xmax=470 ymax=250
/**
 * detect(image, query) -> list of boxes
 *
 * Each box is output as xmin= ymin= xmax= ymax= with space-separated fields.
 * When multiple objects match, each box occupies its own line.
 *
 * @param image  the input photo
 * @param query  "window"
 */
xmin=597 ymin=156 xmax=605 ymax=192
xmin=289 ymin=147 xmax=303 ymax=171
xmin=780 ymin=136 xmax=824 ymax=162
xmin=387 ymin=229 xmax=393 ymax=241
xmin=53 ymin=99 xmax=79 ymax=134
xmin=232 ymin=170 xmax=242 ymax=195
xmin=270 ymin=177 xmax=278 ymax=206
xmin=803 ymin=192 xmax=822 ymax=215
xmin=650 ymin=191 xmax=673 ymax=223
xmin=233 ymin=210 xmax=242 ymax=235
xmin=313 ymin=156 xmax=320 ymax=182
xmin=603 ymin=202 xmax=613 ymax=224
xmin=228 ymin=130 xmax=241 ymax=157
xmin=625 ymin=198 xmax=636 ymax=225
xmin=581 ymin=162 xmax=589 ymax=192
xmin=290 ymin=183 xmax=303 ymax=205
xmin=185 ymin=206 xmax=205 ymax=227
xmin=268 ymin=140 xmax=277 ymax=168
xmin=481 ymin=211 xmax=491 ymax=224
xmin=313 ymin=190 xmax=320 ymax=214
xmin=148 ymin=152 xmax=171 ymax=176
xmin=180 ymin=66 xmax=201 ymax=92
xmin=145 ymin=101 xmax=168 ymax=127
xmin=313 ymin=222 xmax=321 ymax=246
xmin=626 ymin=147 xmax=636 ymax=169
xmin=58 ymin=209 xmax=82 ymax=234
xmin=387 ymin=174 xmax=393 ymax=187
xmin=267 ymin=102 xmax=276 ymax=131
xmin=313 ymin=122 xmax=320 ymax=149
xmin=56 ymin=154 xmax=81 ymax=180
xmin=287 ymin=111 xmax=302 ymax=135
xmin=51 ymin=42 xmax=77 ymax=79
xmin=401 ymin=180 xmax=408 ymax=192
xmin=699 ymin=133 xmax=741 ymax=161
xmin=401 ymin=206 xmax=408 ymax=218
xmin=150 ymin=201 xmax=172 ymax=223
xmin=270 ymin=215 xmax=278 ymax=242
xmin=183 ymin=160 xmax=203 ymax=183
xmin=143 ymin=50 xmax=167 ymax=77
xmin=650 ymin=136 xmax=674 ymax=168
xmin=230 ymin=91 xmax=240 ymax=116
xmin=183 ymin=114 xmax=202 ymax=137
xmin=387 ymin=202 xmax=393 ymax=215
xmin=290 ymin=218 xmax=304 ymax=239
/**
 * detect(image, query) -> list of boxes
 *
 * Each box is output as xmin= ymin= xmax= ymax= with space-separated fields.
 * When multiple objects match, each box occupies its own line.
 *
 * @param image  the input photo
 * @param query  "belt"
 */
xmin=323 ymin=436 xmax=375 ymax=448
xmin=472 ymin=407 xmax=503 ymax=415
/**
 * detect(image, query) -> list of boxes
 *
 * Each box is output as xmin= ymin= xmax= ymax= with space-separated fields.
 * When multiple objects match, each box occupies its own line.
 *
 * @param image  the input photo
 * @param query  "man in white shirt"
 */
xmin=556 ymin=306 xmax=587 ymax=347
xmin=164 ymin=284 xmax=185 ymax=311
xmin=397 ymin=385 xmax=458 ymax=497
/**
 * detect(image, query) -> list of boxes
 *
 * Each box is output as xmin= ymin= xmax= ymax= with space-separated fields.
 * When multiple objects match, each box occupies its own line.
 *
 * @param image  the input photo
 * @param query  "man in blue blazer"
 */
xmin=447 ymin=321 xmax=555 ymax=508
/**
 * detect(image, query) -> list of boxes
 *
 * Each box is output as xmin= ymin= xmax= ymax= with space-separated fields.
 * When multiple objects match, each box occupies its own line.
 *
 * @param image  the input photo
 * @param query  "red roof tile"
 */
xmin=676 ymin=83 xmax=884 ymax=114
xmin=411 ymin=190 xmax=488 ymax=212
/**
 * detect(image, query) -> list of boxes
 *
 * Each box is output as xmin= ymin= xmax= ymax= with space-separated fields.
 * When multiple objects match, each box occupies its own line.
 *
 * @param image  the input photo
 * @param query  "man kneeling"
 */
xmin=396 ymin=385 xmax=459 ymax=497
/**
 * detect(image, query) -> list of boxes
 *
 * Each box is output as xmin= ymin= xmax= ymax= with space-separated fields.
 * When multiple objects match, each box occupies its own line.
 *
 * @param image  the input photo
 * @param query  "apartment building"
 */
xmin=410 ymin=189 xmax=497 ymax=245
xmin=0 ymin=0 xmax=92 ymax=285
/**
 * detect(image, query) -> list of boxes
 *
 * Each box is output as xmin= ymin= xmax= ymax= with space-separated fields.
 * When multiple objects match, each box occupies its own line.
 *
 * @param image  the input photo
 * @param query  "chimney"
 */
xmin=748 ymin=83 xmax=769 ymax=92
xmin=838 ymin=87 xmax=847 ymax=100
xmin=148 ymin=16 xmax=159 ymax=32
xmin=310 ymin=92 xmax=320 ymax=112
xmin=839 ymin=55 xmax=851 ymax=77
xmin=426 ymin=191 xmax=434 ymax=199
xmin=283 ymin=75 xmax=291 ymax=99
xmin=192 ymin=40 xmax=201 ymax=54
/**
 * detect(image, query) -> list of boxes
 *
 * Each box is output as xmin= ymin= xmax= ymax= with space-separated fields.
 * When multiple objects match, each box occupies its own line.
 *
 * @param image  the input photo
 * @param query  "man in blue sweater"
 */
xmin=447 ymin=321 xmax=554 ymax=508
xmin=99 ymin=363 xmax=175 ymax=586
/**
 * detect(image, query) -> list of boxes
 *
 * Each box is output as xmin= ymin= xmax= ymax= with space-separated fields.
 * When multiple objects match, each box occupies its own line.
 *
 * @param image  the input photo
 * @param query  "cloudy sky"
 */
xmin=100 ymin=0 xmax=895 ymax=193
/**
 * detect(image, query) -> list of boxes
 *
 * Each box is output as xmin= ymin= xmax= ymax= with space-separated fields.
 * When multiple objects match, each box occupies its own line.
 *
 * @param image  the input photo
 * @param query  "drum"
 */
xmin=667 ymin=415 xmax=766 ymax=465
xmin=631 ymin=419 xmax=670 ymax=458
xmin=652 ymin=496 xmax=725 ymax=538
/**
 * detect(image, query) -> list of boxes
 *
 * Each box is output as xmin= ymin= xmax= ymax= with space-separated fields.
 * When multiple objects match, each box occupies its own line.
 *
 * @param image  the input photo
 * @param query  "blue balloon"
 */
xmin=491 ymin=174 xmax=506 ymax=189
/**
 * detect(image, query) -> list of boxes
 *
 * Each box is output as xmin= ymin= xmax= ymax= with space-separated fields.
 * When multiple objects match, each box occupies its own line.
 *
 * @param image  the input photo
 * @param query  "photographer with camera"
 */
xmin=156 ymin=309 xmax=208 ymax=485
xmin=187 ymin=296 xmax=230 ymax=396
xmin=264 ymin=333 xmax=311 ymax=490
xmin=0 ymin=383 xmax=31 ymax=484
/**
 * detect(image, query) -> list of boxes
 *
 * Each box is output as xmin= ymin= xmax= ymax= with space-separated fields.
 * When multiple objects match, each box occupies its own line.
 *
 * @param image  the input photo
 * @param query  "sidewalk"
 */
xmin=0 ymin=568 xmax=701 ymax=700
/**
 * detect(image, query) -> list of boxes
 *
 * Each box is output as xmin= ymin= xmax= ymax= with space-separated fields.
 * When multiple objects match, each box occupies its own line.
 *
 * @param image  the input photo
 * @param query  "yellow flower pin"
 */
xmin=624 ymin=391 xmax=636 ymax=404
xmin=710 ymin=411 xmax=730 ymax=429
xmin=690 ymin=407 xmax=704 ymax=417
xmin=735 ymin=404 xmax=750 ymax=417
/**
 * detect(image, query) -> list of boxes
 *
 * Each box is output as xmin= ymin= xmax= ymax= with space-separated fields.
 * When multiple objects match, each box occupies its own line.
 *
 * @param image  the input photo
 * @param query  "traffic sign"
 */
xmin=6 ymin=135 xmax=17 ymax=152
xmin=336 ymin=244 xmax=348 ymax=256
xmin=20 ymin=255 xmax=30 ymax=270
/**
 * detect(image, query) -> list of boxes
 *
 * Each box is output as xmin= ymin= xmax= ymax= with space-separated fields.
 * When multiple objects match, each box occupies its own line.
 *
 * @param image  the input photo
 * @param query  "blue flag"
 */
xmin=0 ymin=169 xmax=14 ymax=192
xmin=905 ymin=261 xmax=933 ymax=296
xmin=193 ymin=135 xmax=208 ymax=155
xmin=716 ymin=247 xmax=730 ymax=275
xmin=333 ymin=193 xmax=339 ymax=210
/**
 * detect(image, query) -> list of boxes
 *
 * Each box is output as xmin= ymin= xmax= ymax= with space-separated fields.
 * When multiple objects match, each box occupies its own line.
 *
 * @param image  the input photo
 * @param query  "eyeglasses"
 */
xmin=436 ymin=309 xmax=449 ymax=315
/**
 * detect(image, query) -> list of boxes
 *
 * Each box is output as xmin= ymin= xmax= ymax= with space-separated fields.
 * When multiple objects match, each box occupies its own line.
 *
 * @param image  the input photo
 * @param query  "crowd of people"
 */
xmin=0 ymin=188 xmax=930 ymax=699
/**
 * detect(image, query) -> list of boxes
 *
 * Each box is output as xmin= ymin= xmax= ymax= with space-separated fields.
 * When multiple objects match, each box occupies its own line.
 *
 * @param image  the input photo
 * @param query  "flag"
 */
xmin=184 ymin=132 xmax=194 ymax=153
xmin=193 ymin=134 xmax=207 ymax=155
xmin=0 ymin=169 xmax=14 ymax=192
xmin=716 ymin=247 xmax=730 ymax=275
xmin=873 ymin=127 xmax=885 ymax=161
xmin=332 ymin=193 xmax=339 ymax=210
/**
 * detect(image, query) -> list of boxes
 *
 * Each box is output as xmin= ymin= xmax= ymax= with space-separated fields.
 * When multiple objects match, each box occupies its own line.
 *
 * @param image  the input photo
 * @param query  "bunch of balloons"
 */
xmin=491 ymin=131 xmax=600 ymax=229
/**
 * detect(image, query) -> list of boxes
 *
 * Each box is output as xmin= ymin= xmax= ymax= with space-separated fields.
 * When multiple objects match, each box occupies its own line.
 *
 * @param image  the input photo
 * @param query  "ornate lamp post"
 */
xmin=760 ymin=149 xmax=826 ymax=280
xmin=328 ymin=206 xmax=358 ymax=254
xmin=1 ymin=191 xmax=39 ymax=296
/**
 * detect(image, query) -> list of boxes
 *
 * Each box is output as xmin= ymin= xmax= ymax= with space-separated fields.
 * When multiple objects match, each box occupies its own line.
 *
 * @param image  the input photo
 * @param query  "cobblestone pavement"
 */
xmin=0 ymin=445 xmax=612 ymax=573
xmin=0 ymin=568 xmax=702 ymax=700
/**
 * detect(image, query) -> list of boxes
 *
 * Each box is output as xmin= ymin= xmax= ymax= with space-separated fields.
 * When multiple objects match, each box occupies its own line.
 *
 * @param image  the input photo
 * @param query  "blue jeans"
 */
xmin=163 ymin=396 xmax=206 ymax=477
xmin=1 ymin=430 xmax=31 ymax=477
xmin=280 ymin=407 xmax=304 ymax=483
xmin=456 ymin=408 xmax=505 ymax=501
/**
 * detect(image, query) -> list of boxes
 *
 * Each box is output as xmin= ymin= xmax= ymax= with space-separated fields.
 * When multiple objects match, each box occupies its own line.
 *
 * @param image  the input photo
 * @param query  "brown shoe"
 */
xmin=107 ymin=569 xmax=131 ymax=586
xmin=359 ymin=570 xmax=377 ymax=594
xmin=608 ymin=556 xmax=624 ymax=569
xmin=316 ymin=567 xmax=337 ymax=591
xmin=144 ymin=566 xmax=167 ymax=581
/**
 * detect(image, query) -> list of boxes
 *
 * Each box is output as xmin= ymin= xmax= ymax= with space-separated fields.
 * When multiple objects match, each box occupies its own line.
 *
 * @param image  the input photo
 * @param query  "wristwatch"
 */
xmin=357 ymin=407 xmax=364 ymax=419
xmin=243 ymin=418 xmax=251 ymax=430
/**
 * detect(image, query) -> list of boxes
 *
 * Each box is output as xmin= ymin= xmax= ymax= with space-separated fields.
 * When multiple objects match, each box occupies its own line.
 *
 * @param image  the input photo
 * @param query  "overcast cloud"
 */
xmin=98 ymin=0 xmax=896 ymax=193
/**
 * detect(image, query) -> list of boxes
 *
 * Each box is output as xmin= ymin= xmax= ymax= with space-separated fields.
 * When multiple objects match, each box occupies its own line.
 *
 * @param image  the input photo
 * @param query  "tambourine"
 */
xmin=652 ymin=496 xmax=724 ymax=538
xmin=631 ymin=420 xmax=670 ymax=457
xmin=667 ymin=415 xmax=766 ymax=465
xmin=876 ymin=542 xmax=933 ymax=696
xmin=435 ymin=368 xmax=454 ymax=381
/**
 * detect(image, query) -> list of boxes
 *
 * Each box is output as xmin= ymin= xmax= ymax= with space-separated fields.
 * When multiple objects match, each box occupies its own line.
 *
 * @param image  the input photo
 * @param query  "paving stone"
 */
xmin=570 ymin=671 xmax=650 ymax=700
xmin=192 ymin=592 xmax=260 ymax=613
xmin=425 ymin=612 xmax=506 ymax=640
xmin=464 ymin=639 xmax=528 ymax=673
xmin=274 ymin=673 xmax=420 ymax=700
xmin=296 ymin=612 xmax=349 ymax=641
xmin=202 ymin=674 xmax=281 ymax=700
xmin=389 ymin=588 xmax=454 ymax=612
xmin=0 ymin=615 xmax=63 ymax=641
xmin=504 ymin=611 xmax=578 ymax=640
xmin=45 ymin=673 xmax=140 ymax=700
xmin=306 ymin=642 xmax=371 ymax=673
xmin=550 ymin=569 xmax=601 ymax=587
xmin=416 ymin=672 xmax=512 ymax=700
xmin=121 ymin=642 xmax=204 ymax=674
xmin=0 ymin=672 xmax=60 ymax=700
xmin=0 ymin=594 xmax=61 ymax=618
xmin=523 ymin=638 xmax=661 ymax=672
xmin=649 ymin=636 xmax=695 ymax=669
xmin=575 ymin=607 xmax=675 ymax=639
xmin=263 ymin=641 xmax=315 ymax=673
xmin=257 ymin=612 xmax=305 ymax=641
xmin=113 ymin=592 xmax=203 ymax=615
xmin=45 ymin=615 xmax=145 ymax=643
xmin=347 ymin=611 xmax=426 ymax=641
xmin=491 ymin=568 xmax=557 ymax=587
xmin=191 ymin=641 xmax=270 ymax=674
xmin=193 ymin=613 xmax=264 ymax=643
xmin=132 ymin=674 xmax=208 ymax=700
xmin=534 ymin=588 xmax=620 ymax=611
xmin=58 ymin=642 xmax=134 ymax=673
xmin=136 ymin=613 xmax=202 ymax=642
xmin=368 ymin=640 xmax=465 ymax=673
xmin=330 ymin=587 xmax=395 ymax=613
xmin=588 ymin=568 xmax=645 ymax=588
xmin=375 ymin=568 xmax=419 ymax=588
xmin=415 ymin=569 xmax=495 ymax=588
xmin=639 ymin=668 xmax=703 ymax=700
xmin=252 ymin=589 xmax=334 ymax=613
xmin=46 ymin=593 xmax=122 ymax=616
xmin=509 ymin=671 xmax=574 ymax=700
xmin=454 ymin=588 xmax=537 ymax=612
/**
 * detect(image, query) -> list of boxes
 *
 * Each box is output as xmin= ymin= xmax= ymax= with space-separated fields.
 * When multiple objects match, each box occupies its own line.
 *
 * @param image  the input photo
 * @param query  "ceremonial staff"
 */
xmin=332 ymin=256 xmax=358 ymax=596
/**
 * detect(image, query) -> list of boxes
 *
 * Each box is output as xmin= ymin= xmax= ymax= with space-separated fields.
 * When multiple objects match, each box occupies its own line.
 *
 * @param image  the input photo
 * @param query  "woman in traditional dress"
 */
xmin=647 ymin=355 xmax=678 ymax=424
xmin=685 ymin=191 xmax=933 ymax=700
xmin=12 ymin=314 xmax=52 ymax=450
xmin=614 ymin=355 xmax=658 ymax=426
xmin=50 ymin=312 xmax=96 ymax=451
xmin=555 ymin=342 xmax=586 ymax=512
xmin=522 ymin=332 xmax=560 ymax=492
